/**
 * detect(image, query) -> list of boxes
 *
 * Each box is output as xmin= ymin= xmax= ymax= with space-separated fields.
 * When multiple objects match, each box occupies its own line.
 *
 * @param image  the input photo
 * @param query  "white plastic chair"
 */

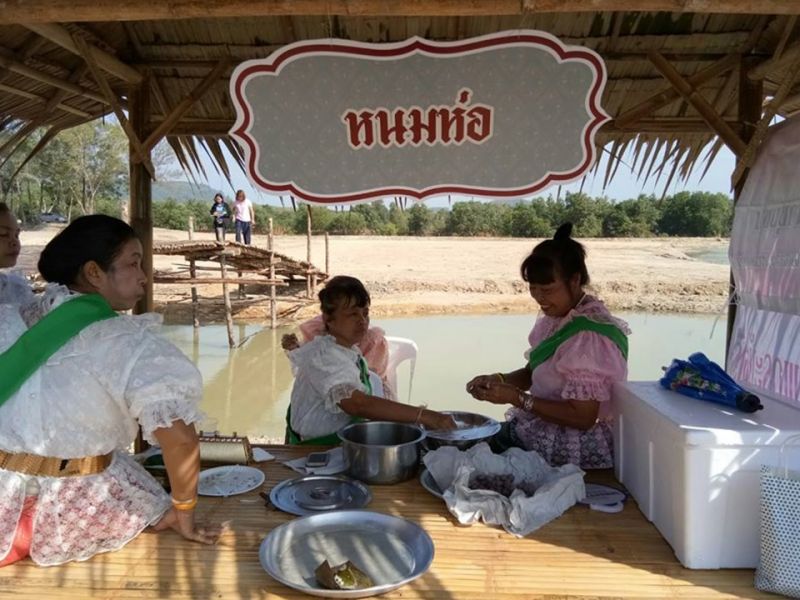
xmin=385 ymin=336 xmax=418 ymax=403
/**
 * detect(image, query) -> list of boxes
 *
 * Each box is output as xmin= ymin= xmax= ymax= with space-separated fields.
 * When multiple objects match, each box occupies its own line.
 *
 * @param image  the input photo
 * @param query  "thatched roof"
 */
xmin=2 ymin=1 xmax=800 ymax=191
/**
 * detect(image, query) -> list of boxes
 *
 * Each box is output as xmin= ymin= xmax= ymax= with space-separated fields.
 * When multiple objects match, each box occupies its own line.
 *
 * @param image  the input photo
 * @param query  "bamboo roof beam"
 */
xmin=139 ymin=59 xmax=229 ymax=157
xmin=732 ymin=50 xmax=800 ymax=186
xmin=750 ymin=39 xmax=800 ymax=80
xmin=72 ymin=33 xmax=155 ymax=178
xmin=0 ymin=50 xmax=108 ymax=105
xmin=647 ymin=51 xmax=747 ymax=157
xmin=2 ymin=0 xmax=800 ymax=24
xmin=0 ymin=82 xmax=92 ymax=118
xmin=24 ymin=22 xmax=142 ymax=84
xmin=614 ymin=53 xmax=740 ymax=129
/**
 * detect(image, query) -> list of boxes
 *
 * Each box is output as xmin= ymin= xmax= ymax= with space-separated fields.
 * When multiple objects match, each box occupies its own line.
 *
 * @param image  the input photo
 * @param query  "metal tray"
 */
xmin=259 ymin=510 xmax=434 ymax=598
xmin=270 ymin=475 xmax=372 ymax=516
xmin=419 ymin=469 xmax=444 ymax=499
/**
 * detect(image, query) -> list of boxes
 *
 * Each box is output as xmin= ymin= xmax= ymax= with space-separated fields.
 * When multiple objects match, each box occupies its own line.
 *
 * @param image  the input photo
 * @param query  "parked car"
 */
xmin=39 ymin=212 xmax=67 ymax=223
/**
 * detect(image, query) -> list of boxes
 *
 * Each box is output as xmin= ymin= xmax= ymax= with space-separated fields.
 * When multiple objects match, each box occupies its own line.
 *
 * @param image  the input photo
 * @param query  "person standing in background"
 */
xmin=209 ymin=193 xmax=231 ymax=242
xmin=233 ymin=190 xmax=255 ymax=245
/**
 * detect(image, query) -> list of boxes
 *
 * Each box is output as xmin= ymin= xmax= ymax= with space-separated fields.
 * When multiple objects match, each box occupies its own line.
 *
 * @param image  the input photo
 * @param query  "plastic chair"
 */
xmin=384 ymin=336 xmax=418 ymax=403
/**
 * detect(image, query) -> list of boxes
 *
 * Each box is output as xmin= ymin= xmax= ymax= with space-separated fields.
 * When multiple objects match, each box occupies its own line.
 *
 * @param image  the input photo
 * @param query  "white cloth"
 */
xmin=233 ymin=198 xmax=253 ymax=222
xmin=423 ymin=443 xmax=585 ymax=537
xmin=0 ymin=271 xmax=34 ymax=306
xmin=0 ymin=285 xmax=204 ymax=565
xmin=288 ymin=335 xmax=369 ymax=440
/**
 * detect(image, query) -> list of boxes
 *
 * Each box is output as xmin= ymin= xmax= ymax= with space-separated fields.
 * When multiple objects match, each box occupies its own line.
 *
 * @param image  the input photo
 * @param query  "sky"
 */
xmin=187 ymin=141 xmax=737 ymax=208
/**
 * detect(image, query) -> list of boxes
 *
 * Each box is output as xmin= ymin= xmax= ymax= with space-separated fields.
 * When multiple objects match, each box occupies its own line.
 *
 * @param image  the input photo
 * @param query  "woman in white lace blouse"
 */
xmin=0 ymin=215 xmax=221 ymax=567
xmin=287 ymin=276 xmax=455 ymax=444
xmin=0 ymin=203 xmax=33 ymax=305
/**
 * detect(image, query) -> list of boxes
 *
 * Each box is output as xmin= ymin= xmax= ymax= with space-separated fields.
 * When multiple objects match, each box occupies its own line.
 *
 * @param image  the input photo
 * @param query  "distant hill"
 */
xmin=152 ymin=181 xmax=220 ymax=202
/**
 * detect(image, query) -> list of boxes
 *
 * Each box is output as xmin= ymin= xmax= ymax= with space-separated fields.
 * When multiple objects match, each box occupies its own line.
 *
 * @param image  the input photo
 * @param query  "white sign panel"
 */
xmin=230 ymin=31 xmax=609 ymax=205
xmin=728 ymin=116 xmax=800 ymax=406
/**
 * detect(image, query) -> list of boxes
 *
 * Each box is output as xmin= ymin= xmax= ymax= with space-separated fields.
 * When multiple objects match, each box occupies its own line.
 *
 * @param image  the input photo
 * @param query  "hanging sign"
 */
xmin=230 ymin=31 xmax=608 ymax=205
xmin=728 ymin=116 xmax=800 ymax=407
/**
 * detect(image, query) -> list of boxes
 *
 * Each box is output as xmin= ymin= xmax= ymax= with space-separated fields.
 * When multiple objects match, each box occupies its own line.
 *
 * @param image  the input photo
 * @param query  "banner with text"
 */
xmin=728 ymin=116 xmax=800 ymax=407
xmin=230 ymin=31 xmax=608 ymax=205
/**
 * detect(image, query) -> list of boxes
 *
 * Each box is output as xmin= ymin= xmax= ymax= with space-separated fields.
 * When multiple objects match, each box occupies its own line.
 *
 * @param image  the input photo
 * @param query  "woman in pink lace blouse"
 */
xmin=466 ymin=223 xmax=629 ymax=469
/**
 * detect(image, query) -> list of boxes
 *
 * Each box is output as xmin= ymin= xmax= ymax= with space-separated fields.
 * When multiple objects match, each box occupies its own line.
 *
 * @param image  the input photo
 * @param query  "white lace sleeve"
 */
xmin=327 ymin=383 xmax=362 ymax=413
xmin=125 ymin=333 xmax=205 ymax=444
xmin=0 ymin=272 xmax=34 ymax=305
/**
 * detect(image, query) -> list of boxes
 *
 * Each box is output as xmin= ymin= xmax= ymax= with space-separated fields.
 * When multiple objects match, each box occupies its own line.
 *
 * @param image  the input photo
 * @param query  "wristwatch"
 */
xmin=519 ymin=392 xmax=535 ymax=413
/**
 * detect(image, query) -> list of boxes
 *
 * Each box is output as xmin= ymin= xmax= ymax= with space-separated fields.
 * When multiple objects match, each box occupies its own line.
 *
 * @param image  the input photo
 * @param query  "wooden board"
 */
xmin=0 ymin=446 xmax=768 ymax=599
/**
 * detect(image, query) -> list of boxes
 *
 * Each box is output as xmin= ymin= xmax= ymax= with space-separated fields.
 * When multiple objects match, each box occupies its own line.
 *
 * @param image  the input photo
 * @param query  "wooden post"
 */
xmin=306 ymin=204 xmax=312 ymax=298
xmin=220 ymin=254 xmax=235 ymax=348
xmin=726 ymin=59 xmax=762 ymax=366
xmin=325 ymin=231 xmax=330 ymax=276
xmin=268 ymin=217 xmax=276 ymax=329
xmin=129 ymin=74 xmax=153 ymax=315
xmin=129 ymin=74 xmax=151 ymax=454
xmin=187 ymin=216 xmax=199 ymax=329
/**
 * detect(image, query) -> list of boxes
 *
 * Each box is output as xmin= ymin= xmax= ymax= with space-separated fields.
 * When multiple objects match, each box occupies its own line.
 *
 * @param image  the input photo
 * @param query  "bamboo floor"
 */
xmin=0 ymin=446 xmax=770 ymax=599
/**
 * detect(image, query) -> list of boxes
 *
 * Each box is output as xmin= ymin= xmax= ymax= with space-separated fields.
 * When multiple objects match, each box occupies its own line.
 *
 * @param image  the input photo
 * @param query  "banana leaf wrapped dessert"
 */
xmin=315 ymin=560 xmax=374 ymax=590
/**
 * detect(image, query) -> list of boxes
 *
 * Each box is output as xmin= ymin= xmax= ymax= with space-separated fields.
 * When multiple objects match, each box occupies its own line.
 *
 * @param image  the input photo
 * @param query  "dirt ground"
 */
xmin=17 ymin=225 xmax=729 ymax=324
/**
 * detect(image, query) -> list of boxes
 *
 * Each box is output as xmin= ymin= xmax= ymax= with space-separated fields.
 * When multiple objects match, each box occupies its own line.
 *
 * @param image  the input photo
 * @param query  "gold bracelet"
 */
xmin=495 ymin=372 xmax=505 ymax=383
xmin=171 ymin=496 xmax=198 ymax=511
xmin=414 ymin=404 xmax=427 ymax=424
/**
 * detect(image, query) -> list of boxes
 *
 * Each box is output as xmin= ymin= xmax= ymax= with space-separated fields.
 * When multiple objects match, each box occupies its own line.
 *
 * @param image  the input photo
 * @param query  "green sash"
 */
xmin=527 ymin=316 xmax=628 ymax=372
xmin=286 ymin=355 xmax=372 ymax=445
xmin=0 ymin=294 xmax=117 ymax=408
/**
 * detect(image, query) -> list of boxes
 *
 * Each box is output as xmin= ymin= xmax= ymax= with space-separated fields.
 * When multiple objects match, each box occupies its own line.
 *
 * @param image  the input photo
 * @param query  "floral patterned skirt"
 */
xmin=510 ymin=415 xmax=614 ymax=470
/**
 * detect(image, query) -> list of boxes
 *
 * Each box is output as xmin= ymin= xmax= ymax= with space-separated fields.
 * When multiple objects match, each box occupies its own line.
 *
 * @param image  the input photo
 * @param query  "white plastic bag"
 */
xmin=423 ymin=442 xmax=585 ymax=537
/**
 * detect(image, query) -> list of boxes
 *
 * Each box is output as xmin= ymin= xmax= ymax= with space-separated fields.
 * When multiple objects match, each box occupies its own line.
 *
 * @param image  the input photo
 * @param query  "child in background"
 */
xmin=287 ymin=275 xmax=454 ymax=444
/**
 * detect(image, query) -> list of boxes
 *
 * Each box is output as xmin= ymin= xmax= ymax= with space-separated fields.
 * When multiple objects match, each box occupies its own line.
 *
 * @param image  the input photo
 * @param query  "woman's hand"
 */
xmin=153 ymin=507 xmax=225 ymax=545
xmin=465 ymin=373 xmax=501 ymax=397
xmin=422 ymin=411 xmax=458 ymax=431
xmin=471 ymin=381 xmax=523 ymax=406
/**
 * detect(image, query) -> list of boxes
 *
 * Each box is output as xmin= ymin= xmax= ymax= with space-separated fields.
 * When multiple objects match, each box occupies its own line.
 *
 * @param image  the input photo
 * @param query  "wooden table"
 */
xmin=0 ymin=446 xmax=769 ymax=599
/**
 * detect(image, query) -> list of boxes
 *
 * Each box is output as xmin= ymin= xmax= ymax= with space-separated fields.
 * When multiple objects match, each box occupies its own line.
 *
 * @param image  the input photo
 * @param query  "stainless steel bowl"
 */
xmin=338 ymin=421 xmax=425 ymax=484
xmin=422 ymin=410 xmax=501 ymax=451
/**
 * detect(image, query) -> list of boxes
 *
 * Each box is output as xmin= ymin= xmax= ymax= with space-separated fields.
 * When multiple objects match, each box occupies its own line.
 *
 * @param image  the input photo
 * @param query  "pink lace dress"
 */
xmin=506 ymin=295 xmax=629 ymax=469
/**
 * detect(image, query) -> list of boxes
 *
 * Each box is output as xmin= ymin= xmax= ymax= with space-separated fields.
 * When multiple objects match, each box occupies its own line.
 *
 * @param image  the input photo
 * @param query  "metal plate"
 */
xmin=197 ymin=465 xmax=265 ymax=497
xmin=270 ymin=475 xmax=372 ymax=516
xmin=259 ymin=510 xmax=435 ymax=598
xmin=424 ymin=411 xmax=501 ymax=442
xmin=419 ymin=469 xmax=444 ymax=499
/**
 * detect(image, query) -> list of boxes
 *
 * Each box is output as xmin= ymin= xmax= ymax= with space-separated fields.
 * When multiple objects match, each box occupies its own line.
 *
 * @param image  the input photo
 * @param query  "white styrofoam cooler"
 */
xmin=612 ymin=381 xmax=800 ymax=569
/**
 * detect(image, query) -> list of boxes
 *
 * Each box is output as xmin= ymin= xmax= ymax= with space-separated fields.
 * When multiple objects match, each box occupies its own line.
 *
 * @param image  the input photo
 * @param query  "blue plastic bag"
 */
xmin=659 ymin=352 xmax=763 ymax=413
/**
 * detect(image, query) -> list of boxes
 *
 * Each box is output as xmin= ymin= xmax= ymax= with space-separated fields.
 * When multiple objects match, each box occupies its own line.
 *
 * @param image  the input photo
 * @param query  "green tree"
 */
xmin=408 ymin=203 xmax=433 ymax=235
xmin=388 ymin=203 xmax=409 ymax=235
xmin=508 ymin=202 xmax=552 ymax=237
xmin=328 ymin=211 xmax=368 ymax=234
xmin=658 ymin=191 xmax=732 ymax=236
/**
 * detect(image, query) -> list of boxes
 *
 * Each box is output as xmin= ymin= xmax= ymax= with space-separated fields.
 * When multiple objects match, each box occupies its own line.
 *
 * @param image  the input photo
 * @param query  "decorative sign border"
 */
xmin=230 ymin=31 xmax=609 ymax=205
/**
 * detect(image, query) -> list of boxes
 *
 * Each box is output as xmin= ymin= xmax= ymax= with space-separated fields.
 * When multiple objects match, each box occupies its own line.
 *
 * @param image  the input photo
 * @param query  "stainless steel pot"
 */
xmin=422 ymin=411 xmax=501 ymax=451
xmin=338 ymin=421 xmax=425 ymax=484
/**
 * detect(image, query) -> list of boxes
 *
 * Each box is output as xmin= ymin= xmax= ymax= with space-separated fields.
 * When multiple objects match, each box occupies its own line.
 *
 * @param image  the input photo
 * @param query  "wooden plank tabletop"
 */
xmin=0 ymin=446 xmax=769 ymax=599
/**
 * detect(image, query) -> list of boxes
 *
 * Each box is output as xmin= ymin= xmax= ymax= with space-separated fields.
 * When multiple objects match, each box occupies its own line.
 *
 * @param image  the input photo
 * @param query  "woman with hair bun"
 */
xmin=0 ymin=215 xmax=221 ymax=568
xmin=466 ymin=223 xmax=629 ymax=469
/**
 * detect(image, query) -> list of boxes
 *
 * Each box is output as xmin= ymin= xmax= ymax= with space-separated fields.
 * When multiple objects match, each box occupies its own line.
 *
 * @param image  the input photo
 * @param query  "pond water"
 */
xmin=162 ymin=311 xmax=727 ymax=442
xmin=687 ymin=244 xmax=729 ymax=265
